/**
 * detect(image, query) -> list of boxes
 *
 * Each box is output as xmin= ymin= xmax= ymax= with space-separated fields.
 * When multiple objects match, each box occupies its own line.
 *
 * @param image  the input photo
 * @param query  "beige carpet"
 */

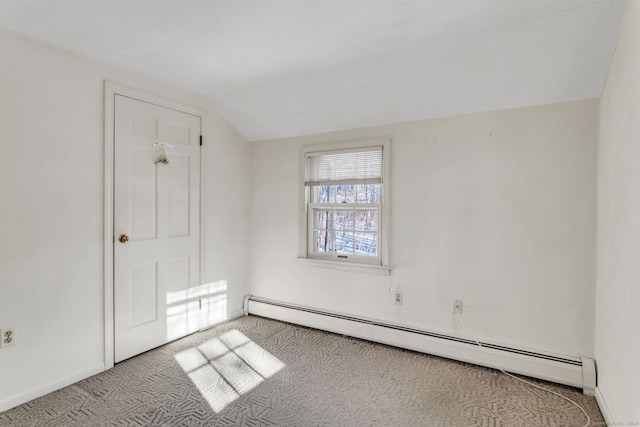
xmin=0 ymin=315 xmax=603 ymax=426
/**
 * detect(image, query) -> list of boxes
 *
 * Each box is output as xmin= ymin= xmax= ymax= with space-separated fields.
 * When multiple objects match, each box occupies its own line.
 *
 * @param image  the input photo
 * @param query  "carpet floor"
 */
xmin=0 ymin=315 xmax=603 ymax=426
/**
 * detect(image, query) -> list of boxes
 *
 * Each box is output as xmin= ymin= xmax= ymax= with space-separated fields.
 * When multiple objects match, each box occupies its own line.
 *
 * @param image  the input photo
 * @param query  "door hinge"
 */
xmin=199 ymin=298 xmax=202 ymax=310
xmin=199 ymin=135 xmax=203 ymax=146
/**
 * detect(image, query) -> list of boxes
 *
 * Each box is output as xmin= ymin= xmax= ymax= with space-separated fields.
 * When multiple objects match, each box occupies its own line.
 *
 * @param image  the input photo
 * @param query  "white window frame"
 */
xmin=298 ymin=138 xmax=391 ymax=275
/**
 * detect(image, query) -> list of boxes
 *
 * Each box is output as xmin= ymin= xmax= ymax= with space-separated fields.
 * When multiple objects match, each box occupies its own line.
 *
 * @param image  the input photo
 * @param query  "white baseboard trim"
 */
xmin=245 ymin=295 xmax=595 ymax=393
xmin=595 ymin=387 xmax=613 ymax=426
xmin=228 ymin=308 xmax=245 ymax=320
xmin=198 ymin=308 xmax=245 ymax=332
xmin=0 ymin=363 xmax=105 ymax=413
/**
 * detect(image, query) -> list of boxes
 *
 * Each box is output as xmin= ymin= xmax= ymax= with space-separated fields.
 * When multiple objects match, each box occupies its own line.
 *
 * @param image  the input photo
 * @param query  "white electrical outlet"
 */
xmin=452 ymin=299 xmax=463 ymax=314
xmin=1 ymin=328 xmax=16 ymax=348
xmin=394 ymin=291 xmax=403 ymax=305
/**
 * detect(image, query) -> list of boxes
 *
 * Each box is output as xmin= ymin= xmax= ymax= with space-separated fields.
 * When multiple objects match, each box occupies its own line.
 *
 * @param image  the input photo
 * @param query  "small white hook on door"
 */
xmin=152 ymin=142 xmax=173 ymax=164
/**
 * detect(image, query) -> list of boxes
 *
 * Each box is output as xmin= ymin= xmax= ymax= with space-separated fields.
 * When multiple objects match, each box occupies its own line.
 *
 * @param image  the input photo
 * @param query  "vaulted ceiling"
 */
xmin=0 ymin=0 xmax=628 ymax=141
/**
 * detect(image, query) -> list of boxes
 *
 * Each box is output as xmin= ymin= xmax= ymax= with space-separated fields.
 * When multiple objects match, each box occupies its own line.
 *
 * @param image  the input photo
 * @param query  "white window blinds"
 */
xmin=305 ymin=146 xmax=383 ymax=186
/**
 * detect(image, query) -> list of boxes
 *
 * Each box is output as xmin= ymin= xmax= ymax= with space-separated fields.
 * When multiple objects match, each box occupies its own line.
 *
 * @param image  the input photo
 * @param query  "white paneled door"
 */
xmin=114 ymin=95 xmax=201 ymax=363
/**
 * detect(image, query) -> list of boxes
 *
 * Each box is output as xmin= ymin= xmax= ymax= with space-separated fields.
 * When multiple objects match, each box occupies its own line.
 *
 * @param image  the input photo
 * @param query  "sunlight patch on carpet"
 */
xmin=174 ymin=329 xmax=285 ymax=412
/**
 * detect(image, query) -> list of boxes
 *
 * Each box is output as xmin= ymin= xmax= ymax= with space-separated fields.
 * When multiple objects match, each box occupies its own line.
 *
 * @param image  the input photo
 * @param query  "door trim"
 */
xmin=103 ymin=81 xmax=207 ymax=369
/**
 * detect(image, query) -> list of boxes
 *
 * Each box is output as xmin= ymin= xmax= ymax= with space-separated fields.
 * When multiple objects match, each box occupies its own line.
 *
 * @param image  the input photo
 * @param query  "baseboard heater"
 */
xmin=243 ymin=295 xmax=596 ymax=395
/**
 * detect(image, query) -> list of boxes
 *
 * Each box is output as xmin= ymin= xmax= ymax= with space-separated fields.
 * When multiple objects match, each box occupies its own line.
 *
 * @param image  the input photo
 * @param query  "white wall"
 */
xmin=0 ymin=30 xmax=249 ymax=410
xmin=596 ymin=1 xmax=640 ymax=423
xmin=249 ymin=99 xmax=598 ymax=358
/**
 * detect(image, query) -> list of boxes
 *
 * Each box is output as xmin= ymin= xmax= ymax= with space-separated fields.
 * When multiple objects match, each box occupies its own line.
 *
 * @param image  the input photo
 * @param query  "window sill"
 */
xmin=297 ymin=257 xmax=391 ymax=276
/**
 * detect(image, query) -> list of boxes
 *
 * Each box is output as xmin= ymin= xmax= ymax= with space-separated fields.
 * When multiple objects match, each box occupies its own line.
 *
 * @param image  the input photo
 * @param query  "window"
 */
xmin=299 ymin=139 xmax=390 ymax=272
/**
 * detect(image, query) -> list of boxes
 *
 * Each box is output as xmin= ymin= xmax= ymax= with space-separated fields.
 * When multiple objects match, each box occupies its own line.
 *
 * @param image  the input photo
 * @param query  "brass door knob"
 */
xmin=119 ymin=234 xmax=129 ymax=243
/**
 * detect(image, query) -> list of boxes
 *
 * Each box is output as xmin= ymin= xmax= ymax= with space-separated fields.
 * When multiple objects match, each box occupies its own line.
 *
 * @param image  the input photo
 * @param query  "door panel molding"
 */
xmin=104 ymin=81 xmax=206 ymax=369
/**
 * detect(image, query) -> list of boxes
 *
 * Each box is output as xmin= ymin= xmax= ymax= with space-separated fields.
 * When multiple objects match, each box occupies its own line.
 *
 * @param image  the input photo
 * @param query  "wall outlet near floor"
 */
xmin=394 ymin=291 xmax=403 ymax=305
xmin=452 ymin=299 xmax=463 ymax=314
xmin=0 ymin=328 xmax=16 ymax=348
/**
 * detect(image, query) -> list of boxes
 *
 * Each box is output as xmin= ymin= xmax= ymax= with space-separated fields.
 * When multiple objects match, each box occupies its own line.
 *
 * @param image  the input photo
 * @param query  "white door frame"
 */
xmin=103 ymin=81 xmax=207 ymax=369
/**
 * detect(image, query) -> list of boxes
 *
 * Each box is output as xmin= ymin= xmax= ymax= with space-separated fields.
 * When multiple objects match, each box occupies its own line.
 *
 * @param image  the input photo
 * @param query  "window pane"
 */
xmin=355 ymin=210 xmax=378 ymax=231
xmin=334 ymin=231 xmax=354 ymax=254
xmin=313 ymin=184 xmax=380 ymax=204
xmin=355 ymin=233 xmax=377 ymax=256
xmin=335 ymin=185 xmax=356 ymax=204
xmin=333 ymin=209 xmax=354 ymax=230
xmin=313 ymin=185 xmax=334 ymax=203
xmin=314 ymin=230 xmax=334 ymax=253
xmin=314 ymin=209 xmax=332 ymax=229
xmin=356 ymin=184 xmax=380 ymax=203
